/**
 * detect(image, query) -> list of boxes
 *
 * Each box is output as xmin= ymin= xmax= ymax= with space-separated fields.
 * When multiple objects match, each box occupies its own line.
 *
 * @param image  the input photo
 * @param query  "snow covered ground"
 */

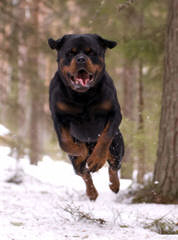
xmin=0 ymin=125 xmax=178 ymax=240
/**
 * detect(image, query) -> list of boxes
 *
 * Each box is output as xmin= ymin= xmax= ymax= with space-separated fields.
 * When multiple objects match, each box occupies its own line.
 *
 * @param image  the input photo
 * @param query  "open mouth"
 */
xmin=71 ymin=69 xmax=94 ymax=87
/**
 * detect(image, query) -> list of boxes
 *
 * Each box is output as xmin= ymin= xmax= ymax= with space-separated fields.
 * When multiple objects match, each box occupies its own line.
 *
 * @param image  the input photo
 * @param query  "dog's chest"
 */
xmin=57 ymin=100 xmax=111 ymax=142
xmin=74 ymin=102 xmax=111 ymax=142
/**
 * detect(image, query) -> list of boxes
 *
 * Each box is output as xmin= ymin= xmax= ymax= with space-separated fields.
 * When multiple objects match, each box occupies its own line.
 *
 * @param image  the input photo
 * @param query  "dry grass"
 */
xmin=63 ymin=204 xmax=106 ymax=225
xmin=144 ymin=218 xmax=178 ymax=235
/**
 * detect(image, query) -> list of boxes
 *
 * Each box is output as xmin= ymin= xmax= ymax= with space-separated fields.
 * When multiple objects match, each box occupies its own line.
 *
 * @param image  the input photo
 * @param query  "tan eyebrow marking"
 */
xmin=85 ymin=47 xmax=91 ymax=53
xmin=71 ymin=48 xmax=77 ymax=53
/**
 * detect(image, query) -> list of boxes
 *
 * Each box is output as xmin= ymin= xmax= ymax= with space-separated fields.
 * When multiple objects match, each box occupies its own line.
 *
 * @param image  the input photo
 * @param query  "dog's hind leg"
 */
xmin=108 ymin=163 xmax=120 ymax=193
xmin=108 ymin=130 xmax=124 ymax=193
xmin=69 ymin=155 xmax=98 ymax=201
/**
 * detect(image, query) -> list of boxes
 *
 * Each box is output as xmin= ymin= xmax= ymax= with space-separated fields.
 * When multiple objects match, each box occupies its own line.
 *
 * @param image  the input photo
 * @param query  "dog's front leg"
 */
xmin=87 ymin=109 xmax=122 ymax=172
xmin=58 ymin=127 xmax=88 ymax=159
xmin=71 ymin=158 xmax=98 ymax=200
xmin=87 ymin=122 xmax=113 ymax=172
xmin=60 ymin=127 xmax=98 ymax=199
xmin=70 ymin=154 xmax=98 ymax=201
xmin=59 ymin=127 xmax=98 ymax=200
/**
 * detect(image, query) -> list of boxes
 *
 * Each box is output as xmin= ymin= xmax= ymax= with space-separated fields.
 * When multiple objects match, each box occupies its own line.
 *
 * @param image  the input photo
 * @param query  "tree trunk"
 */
xmin=28 ymin=0 xmax=41 ymax=165
xmin=121 ymin=62 xmax=136 ymax=178
xmin=136 ymin=10 xmax=145 ymax=184
xmin=8 ymin=1 xmax=20 ymax=131
xmin=123 ymin=63 xmax=135 ymax=120
xmin=137 ymin=60 xmax=145 ymax=184
xmin=154 ymin=0 xmax=178 ymax=202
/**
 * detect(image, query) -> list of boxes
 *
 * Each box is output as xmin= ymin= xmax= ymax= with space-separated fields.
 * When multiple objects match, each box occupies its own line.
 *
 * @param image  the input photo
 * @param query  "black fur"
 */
xmin=48 ymin=33 xmax=124 ymax=176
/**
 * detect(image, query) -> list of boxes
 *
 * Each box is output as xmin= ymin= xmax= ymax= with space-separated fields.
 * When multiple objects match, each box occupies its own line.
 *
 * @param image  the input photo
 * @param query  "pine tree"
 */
xmin=153 ymin=0 xmax=178 ymax=203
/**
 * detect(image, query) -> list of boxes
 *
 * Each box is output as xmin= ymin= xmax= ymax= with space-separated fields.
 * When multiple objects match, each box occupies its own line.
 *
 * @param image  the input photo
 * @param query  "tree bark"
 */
xmin=137 ymin=59 xmax=145 ymax=184
xmin=28 ymin=0 xmax=41 ymax=165
xmin=123 ymin=63 xmax=135 ymax=120
xmin=8 ymin=1 xmax=20 ymax=131
xmin=154 ymin=0 xmax=178 ymax=202
xmin=121 ymin=62 xmax=136 ymax=178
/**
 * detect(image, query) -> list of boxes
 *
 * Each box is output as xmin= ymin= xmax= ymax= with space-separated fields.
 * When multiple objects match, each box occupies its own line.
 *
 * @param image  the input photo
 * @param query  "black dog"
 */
xmin=48 ymin=34 xmax=124 ymax=200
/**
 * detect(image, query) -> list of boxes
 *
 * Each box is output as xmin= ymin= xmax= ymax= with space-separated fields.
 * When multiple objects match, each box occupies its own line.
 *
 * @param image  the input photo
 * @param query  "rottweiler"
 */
xmin=48 ymin=34 xmax=124 ymax=200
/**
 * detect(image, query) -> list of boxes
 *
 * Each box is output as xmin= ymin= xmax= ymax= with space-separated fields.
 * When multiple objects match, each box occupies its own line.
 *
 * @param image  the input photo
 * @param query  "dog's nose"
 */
xmin=77 ymin=56 xmax=86 ymax=64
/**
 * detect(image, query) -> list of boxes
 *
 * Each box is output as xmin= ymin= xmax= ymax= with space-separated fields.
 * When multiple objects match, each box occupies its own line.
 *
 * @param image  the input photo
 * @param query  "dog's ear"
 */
xmin=48 ymin=35 xmax=70 ymax=50
xmin=94 ymin=34 xmax=117 ymax=49
xmin=48 ymin=38 xmax=58 ymax=50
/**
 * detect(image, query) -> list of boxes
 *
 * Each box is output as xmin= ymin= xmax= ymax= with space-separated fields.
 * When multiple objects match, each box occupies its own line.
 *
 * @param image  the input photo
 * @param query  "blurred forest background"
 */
xmin=0 ymin=0 xmax=169 ymax=183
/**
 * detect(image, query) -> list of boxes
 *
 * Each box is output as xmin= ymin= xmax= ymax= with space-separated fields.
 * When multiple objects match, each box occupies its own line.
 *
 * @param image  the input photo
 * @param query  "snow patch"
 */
xmin=0 ymin=124 xmax=10 ymax=136
xmin=0 ymin=147 xmax=177 ymax=240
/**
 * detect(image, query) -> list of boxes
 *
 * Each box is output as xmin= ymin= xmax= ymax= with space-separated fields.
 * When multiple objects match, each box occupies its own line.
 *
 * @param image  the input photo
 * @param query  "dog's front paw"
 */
xmin=86 ymin=185 xmax=98 ymax=201
xmin=87 ymin=154 xmax=106 ymax=172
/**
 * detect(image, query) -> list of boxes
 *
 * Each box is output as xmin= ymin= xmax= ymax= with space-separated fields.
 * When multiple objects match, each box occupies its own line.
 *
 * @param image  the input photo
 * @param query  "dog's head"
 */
xmin=48 ymin=34 xmax=117 ymax=93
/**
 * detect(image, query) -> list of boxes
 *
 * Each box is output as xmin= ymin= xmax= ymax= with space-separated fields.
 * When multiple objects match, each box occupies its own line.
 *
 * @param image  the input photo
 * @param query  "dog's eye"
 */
xmin=85 ymin=48 xmax=95 ymax=56
xmin=67 ymin=48 xmax=77 ymax=56
xmin=71 ymin=48 xmax=77 ymax=54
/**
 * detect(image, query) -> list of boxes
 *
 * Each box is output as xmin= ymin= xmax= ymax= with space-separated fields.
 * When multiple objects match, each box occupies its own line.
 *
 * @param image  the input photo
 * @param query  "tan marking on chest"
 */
xmin=92 ymin=101 xmax=113 ymax=112
xmin=57 ymin=102 xmax=81 ymax=114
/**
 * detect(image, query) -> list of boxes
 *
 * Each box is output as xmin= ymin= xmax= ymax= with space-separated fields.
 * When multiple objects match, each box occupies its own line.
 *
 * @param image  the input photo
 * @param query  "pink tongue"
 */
xmin=77 ymin=77 xmax=89 ymax=86
xmin=77 ymin=71 xmax=89 ymax=86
